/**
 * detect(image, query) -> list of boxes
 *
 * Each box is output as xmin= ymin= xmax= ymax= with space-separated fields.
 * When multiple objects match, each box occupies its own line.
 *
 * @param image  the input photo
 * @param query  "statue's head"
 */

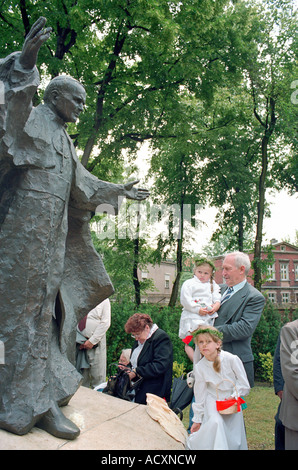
xmin=43 ymin=75 xmax=86 ymax=123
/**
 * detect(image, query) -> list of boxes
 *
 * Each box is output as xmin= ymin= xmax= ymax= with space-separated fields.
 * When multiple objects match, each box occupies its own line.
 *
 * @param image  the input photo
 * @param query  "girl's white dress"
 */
xmin=186 ymin=350 xmax=250 ymax=450
xmin=179 ymin=276 xmax=221 ymax=338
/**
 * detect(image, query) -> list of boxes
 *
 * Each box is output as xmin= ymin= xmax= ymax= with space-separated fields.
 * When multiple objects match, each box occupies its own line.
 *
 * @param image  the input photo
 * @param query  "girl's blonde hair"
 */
xmin=194 ymin=258 xmax=216 ymax=293
xmin=192 ymin=325 xmax=222 ymax=373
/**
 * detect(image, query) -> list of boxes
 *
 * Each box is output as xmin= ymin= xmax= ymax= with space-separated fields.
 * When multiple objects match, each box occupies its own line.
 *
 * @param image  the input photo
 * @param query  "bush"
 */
xmin=252 ymin=296 xmax=282 ymax=380
xmin=258 ymin=352 xmax=273 ymax=384
xmin=173 ymin=361 xmax=187 ymax=378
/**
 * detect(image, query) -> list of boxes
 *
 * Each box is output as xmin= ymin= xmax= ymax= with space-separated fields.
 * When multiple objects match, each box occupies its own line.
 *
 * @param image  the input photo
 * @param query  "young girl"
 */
xmin=179 ymin=258 xmax=221 ymax=340
xmin=186 ymin=326 xmax=250 ymax=450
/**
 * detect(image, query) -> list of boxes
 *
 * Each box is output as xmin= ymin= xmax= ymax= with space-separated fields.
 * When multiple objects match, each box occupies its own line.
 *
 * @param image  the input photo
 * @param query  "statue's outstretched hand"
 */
xmin=124 ymin=180 xmax=150 ymax=201
xmin=19 ymin=17 xmax=52 ymax=70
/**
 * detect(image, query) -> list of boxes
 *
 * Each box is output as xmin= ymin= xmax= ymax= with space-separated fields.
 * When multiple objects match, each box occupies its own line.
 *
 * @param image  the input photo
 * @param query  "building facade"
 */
xmin=138 ymin=260 xmax=176 ymax=304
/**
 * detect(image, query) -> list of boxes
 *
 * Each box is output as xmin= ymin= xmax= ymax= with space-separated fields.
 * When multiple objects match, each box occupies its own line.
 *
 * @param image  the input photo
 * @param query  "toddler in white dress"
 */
xmin=179 ymin=258 xmax=221 ymax=340
xmin=186 ymin=326 xmax=250 ymax=450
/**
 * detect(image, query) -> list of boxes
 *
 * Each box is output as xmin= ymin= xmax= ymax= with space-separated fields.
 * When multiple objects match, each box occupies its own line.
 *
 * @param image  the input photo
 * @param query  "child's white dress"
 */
xmin=186 ymin=350 xmax=250 ymax=450
xmin=179 ymin=276 xmax=221 ymax=339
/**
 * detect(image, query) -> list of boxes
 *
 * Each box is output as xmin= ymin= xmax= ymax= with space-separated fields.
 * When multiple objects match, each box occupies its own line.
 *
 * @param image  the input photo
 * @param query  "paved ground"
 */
xmin=0 ymin=386 xmax=186 ymax=450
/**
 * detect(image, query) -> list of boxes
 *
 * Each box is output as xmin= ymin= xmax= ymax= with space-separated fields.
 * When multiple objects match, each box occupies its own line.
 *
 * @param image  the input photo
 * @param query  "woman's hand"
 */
xmin=127 ymin=370 xmax=137 ymax=380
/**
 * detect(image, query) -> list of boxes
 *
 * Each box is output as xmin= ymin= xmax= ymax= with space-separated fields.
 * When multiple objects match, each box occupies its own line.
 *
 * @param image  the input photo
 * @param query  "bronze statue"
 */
xmin=0 ymin=17 xmax=149 ymax=440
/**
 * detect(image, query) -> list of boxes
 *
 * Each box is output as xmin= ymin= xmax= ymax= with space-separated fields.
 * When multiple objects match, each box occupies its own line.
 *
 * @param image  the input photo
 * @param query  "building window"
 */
xmin=281 ymin=292 xmax=290 ymax=303
xmin=165 ymin=274 xmax=170 ymax=289
xmin=295 ymin=264 xmax=298 ymax=281
xmin=267 ymin=264 xmax=276 ymax=280
xmin=141 ymin=271 xmax=148 ymax=281
xmin=268 ymin=292 xmax=276 ymax=303
xmin=280 ymin=263 xmax=289 ymax=281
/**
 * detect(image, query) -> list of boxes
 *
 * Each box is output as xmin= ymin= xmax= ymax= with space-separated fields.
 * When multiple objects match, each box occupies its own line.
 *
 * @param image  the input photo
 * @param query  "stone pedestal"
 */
xmin=0 ymin=386 xmax=185 ymax=450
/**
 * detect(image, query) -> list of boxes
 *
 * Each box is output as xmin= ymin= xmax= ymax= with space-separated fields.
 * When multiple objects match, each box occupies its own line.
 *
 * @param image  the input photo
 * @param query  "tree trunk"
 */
xmin=237 ymin=213 xmax=244 ymax=252
xmin=133 ymin=204 xmax=141 ymax=306
xmin=253 ymin=134 xmax=268 ymax=290
xmin=81 ymin=28 xmax=127 ymax=168
xmin=253 ymin=97 xmax=276 ymax=290
xmin=169 ymin=205 xmax=184 ymax=307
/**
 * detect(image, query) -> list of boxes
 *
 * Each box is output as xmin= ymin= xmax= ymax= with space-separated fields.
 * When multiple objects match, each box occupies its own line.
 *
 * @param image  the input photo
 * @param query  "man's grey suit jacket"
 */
xmin=214 ymin=281 xmax=265 ymax=364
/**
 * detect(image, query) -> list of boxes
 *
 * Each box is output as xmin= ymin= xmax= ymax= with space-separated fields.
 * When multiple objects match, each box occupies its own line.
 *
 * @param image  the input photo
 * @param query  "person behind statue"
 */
xmin=279 ymin=319 xmax=298 ymax=450
xmin=124 ymin=313 xmax=173 ymax=404
xmin=0 ymin=18 xmax=149 ymax=440
xmin=214 ymin=251 xmax=265 ymax=387
xmin=76 ymin=298 xmax=111 ymax=388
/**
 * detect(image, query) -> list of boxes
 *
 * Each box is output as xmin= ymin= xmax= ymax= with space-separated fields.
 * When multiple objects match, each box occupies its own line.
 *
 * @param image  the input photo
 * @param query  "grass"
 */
xmin=182 ymin=383 xmax=279 ymax=450
xmin=244 ymin=383 xmax=279 ymax=450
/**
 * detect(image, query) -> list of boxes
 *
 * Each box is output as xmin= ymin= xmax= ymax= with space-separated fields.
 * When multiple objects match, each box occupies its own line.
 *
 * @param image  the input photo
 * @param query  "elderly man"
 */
xmin=0 ymin=18 xmax=149 ymax=439
xmin=214 ymin=251 xmax=265 ymax=386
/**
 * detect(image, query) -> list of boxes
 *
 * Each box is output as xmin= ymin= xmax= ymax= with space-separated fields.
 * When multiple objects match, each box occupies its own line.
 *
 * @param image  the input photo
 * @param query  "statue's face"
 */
xmin=53 ymin=82 xmax=86 ymax=123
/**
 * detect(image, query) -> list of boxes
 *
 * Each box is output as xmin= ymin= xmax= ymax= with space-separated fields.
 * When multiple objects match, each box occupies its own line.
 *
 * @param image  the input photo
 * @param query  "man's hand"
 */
xmin=19 ymin=17 xmax=52 ymax=70
xmin=123 ymin=180 xmax=150 ymax=201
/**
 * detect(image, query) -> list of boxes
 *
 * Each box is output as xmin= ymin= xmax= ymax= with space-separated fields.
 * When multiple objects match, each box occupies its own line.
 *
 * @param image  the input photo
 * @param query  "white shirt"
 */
xmin=221 ymin=280 xmax=247 ymax=302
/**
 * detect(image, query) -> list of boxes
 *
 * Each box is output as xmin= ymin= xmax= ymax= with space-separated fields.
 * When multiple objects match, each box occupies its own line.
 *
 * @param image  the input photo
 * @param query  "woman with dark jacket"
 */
xmin=125 ymin=313 xmax=173 ymax=404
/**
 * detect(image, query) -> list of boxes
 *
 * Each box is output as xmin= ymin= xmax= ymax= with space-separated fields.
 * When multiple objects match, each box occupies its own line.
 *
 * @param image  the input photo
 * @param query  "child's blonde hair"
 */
xmin=193 ymin=257 xmax=216 ymax=292
xmin=192 ymin=325 xmax=223 ymax=373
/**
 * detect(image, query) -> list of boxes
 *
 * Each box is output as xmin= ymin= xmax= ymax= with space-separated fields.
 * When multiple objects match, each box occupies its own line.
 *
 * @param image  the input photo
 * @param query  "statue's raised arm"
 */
xmin=19 ymin=16 xmax=52 ymax=70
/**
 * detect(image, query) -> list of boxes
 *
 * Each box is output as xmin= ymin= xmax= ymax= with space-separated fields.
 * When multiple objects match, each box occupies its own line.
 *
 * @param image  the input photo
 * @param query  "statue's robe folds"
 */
xmin=0 ymin=53 xmax=122 ymax=435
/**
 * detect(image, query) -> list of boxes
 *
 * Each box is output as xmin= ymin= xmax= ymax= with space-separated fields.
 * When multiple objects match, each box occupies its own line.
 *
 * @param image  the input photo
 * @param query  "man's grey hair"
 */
xmin=43 ymin=75 xmax=84 ymax=103
xmin=225 ymin=251 xmax=251 ymax=275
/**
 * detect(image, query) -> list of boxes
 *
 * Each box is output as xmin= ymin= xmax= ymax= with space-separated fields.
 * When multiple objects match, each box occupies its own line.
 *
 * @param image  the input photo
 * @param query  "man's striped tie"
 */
xmin=221 ymin=287 xmax=234 ymax=305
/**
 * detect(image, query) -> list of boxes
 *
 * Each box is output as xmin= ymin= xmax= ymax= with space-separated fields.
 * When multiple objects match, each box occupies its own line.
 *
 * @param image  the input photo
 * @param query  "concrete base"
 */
xmin=0 ymin=386 xmax=185 ymax=450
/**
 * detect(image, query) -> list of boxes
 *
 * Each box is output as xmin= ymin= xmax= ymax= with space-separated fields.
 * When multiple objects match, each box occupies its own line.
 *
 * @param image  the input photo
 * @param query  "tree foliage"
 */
xmin=0 ymin=0 xmax=296 ymax=300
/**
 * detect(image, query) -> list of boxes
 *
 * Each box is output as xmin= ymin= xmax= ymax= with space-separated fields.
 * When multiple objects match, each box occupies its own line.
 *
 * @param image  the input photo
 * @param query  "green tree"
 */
xmin=0 ymin=0 xmax=251 ymax=177
xmin=244 ymin=0 xmax=297 ymax=289
xmin=149 ymin=137 xmax=207 ymax=306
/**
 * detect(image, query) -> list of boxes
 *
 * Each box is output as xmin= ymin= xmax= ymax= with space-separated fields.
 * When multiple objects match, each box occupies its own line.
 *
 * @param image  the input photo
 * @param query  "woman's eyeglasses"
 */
xmin=131 ymin=333 xmax=140 ymax=339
